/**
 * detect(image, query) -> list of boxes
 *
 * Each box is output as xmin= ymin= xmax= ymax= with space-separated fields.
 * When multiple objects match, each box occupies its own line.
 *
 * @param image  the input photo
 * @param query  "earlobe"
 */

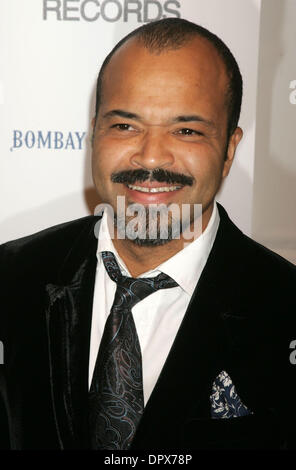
xmin=223 ymin=127 xmax=243 ymax=178
xmin=233 ymin=126 xmax=243 ymax=147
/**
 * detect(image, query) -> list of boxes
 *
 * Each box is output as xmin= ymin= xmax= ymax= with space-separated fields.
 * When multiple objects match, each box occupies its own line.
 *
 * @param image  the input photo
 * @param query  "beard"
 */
xmin=113 ymin=201 xmax=201 ymax=247
xmin=97 ymin=167 xmax=202 ymax=246
xmin=110 ymin=168 xmax=197 ymax=246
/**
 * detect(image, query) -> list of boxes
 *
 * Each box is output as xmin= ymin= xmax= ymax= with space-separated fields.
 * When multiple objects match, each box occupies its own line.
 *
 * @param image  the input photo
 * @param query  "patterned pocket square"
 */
xmin=210 ymin=370 xmax=253 ymax=419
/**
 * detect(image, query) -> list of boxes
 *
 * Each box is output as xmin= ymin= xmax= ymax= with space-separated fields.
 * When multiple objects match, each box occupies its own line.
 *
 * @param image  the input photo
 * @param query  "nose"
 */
xmin=130 ymin=128 xmax=175 ymax=170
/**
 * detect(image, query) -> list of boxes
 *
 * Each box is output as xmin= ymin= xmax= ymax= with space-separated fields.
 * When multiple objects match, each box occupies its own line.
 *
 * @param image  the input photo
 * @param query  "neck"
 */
xmin=112 ymin=202 xmax=214 ymax=277
xmin=113 ymin=237 xmax=185 ymax=278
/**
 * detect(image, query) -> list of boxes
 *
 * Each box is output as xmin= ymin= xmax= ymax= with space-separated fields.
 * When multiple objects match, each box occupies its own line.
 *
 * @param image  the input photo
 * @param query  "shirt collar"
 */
xmin=155 ymin=202 xmax=219 ymax=295
xmin=96 ymin=202 xmax=220 ymax=296
xmin=96 ymin=211 xmax=130 ymax=275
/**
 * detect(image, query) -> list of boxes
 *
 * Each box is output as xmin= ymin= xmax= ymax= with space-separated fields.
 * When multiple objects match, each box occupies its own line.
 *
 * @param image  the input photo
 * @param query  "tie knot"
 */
xmin=101 ymin=251 xmax=178 ymax=310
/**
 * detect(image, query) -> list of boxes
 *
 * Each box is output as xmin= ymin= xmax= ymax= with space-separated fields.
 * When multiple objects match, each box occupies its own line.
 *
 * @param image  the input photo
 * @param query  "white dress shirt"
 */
xmin=89 ymin=202 xmax=220 ymax=405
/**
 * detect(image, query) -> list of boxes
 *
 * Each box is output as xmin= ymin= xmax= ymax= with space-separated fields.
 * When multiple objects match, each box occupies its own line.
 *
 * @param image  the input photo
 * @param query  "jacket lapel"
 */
xmin=132 ymin=204 xmax=248 ymax=449
xmin=45 ymin=217 xmax=99 ymax=449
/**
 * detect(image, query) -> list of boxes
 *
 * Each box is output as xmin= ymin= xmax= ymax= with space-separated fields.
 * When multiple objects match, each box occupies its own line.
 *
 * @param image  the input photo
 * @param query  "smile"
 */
xmin=126 ymin=184 xmax=182 ymax=193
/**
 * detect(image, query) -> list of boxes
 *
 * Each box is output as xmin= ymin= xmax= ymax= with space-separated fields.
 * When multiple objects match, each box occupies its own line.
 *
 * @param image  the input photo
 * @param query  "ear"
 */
xmin=222 ymin=127 xmax=243 ymax=178
xmin=91 ymin=117 xmax=96 ymax=146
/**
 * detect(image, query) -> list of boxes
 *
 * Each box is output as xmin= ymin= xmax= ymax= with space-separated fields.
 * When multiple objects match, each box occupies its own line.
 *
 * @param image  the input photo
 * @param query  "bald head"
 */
xmin=94 ymin=18 xmax=242 ymax=138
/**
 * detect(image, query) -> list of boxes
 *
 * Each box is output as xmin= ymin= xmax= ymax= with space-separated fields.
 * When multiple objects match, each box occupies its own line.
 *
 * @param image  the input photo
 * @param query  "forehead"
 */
xmin=99 ymin=36 xmax=229 ymax=122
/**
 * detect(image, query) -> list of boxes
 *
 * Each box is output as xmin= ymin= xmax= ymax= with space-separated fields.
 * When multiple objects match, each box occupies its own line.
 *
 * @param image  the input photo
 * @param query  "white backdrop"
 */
xmin=252 ymin=0 xmax=296 ymax=264
xmin=1 ymin=0 xmax=283 ymax=256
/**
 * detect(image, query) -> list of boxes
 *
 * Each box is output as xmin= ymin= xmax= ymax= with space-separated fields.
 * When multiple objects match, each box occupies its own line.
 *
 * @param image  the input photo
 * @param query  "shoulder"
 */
xmin=214 ymin=205 xmax=296 ymax=339
xmin=215 ymin=204 xmax=295 ymax=315
xmin=241 ymin=232 xmax=295 ymax=277
xmin=0 ymin=216 xmax=99 ymax=281
xmin=217 ymin=203 xmax=295 ymax=280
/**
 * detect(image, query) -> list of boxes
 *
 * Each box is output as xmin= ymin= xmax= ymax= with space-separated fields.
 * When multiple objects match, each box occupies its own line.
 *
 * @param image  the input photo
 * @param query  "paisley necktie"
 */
xmin=89 ymin=250 xmax=178 ymax=450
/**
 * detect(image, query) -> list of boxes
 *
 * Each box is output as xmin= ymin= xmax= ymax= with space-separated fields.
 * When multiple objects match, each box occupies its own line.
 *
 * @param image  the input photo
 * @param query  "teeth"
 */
xmin=127 ymin=184 xmax=181 ymax=193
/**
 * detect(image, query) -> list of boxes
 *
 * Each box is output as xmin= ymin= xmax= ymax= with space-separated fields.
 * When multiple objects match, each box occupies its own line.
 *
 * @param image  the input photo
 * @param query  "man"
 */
xmin=0 ymin=18 xmax=295 ymax=450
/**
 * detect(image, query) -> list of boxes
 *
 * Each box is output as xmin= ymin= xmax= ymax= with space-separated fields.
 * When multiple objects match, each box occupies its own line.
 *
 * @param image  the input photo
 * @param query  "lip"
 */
xmin=127 ymin=182 xmax=180 ymax=189
xmin=124 ymin=182 xmax=184 ymax=204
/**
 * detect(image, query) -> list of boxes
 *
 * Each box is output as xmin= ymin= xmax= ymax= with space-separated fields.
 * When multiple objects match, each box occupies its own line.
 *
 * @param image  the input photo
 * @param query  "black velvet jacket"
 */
xmin=0 ymin=204 xmax=295 ymax=450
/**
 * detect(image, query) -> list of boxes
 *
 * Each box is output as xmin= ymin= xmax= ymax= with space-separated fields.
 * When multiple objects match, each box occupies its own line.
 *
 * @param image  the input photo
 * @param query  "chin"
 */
xmin=131 ymin=236 xmax=174 ymax=247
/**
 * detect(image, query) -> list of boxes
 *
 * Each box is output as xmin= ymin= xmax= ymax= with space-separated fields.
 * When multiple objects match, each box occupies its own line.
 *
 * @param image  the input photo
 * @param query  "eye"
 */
xmin=111 ymin=123 xmax=134 ymax=131
xmin=176 ymin=128 xmax=203 ymax=136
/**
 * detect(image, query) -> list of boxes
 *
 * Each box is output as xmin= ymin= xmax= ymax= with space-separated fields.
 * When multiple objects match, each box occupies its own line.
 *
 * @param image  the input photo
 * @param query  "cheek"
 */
xmin=92 ymin=136 xmax=131 ymax=175
xmin=92 ymin=141 xmax=114 ymax=180
xmin=184 ymin=145 xmax=224 ymax=182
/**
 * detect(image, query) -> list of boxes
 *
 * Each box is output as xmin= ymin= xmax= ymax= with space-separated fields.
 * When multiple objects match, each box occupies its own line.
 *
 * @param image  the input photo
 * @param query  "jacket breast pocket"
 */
xmin=183 ymin=410 xmax=285 ymax=449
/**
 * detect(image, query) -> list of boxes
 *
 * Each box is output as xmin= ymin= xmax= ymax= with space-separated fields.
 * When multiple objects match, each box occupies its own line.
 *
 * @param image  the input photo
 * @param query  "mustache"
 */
xmin=111 ymin=169 xmax=194 ymax=186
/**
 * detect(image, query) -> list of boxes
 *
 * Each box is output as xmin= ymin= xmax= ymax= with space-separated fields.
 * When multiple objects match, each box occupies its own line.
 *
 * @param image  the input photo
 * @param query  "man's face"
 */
xmin=92 ymin=37 xmax=242 ymax=242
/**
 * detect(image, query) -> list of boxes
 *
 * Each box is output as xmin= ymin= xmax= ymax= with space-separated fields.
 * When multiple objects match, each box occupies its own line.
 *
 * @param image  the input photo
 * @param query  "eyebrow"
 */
xmin=102 ymin=109 xmax=215 ymax=128
xmin=103 ymin=109 xmax=141 ymax=120
xmin=172 ymin=115 xmax=215 ymax=127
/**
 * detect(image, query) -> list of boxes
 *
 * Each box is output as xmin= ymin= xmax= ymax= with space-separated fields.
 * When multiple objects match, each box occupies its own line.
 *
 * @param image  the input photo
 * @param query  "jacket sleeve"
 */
xmin=0 ymin=383 xmax=10 ymax=449
xmin=0 ymin=243 xmax=11 ymax=449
